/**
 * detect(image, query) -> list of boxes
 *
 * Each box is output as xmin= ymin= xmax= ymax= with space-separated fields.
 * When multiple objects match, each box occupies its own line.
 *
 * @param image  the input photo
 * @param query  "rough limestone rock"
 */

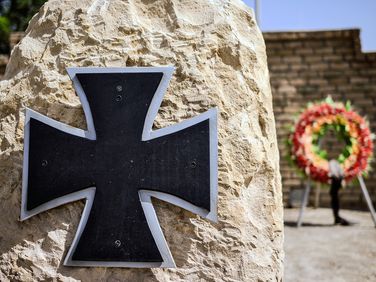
xmin=0 ymin=0 xmax=283 ymax=281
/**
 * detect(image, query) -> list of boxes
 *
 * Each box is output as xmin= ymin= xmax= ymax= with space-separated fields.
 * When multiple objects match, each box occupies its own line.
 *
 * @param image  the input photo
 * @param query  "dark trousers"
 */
xmin=330 ymin=177 xmax=342 ymax=220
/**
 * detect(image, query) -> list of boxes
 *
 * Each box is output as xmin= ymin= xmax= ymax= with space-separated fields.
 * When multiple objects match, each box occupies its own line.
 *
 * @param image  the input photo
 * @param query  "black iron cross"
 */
xmin=21 ymin=67 xmax=217 ymax=268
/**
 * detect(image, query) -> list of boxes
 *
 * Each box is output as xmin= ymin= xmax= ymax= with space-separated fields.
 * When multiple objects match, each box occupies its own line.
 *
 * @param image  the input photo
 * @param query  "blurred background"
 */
xmin=246 ymin=1 xmax=376 ymax=281
xmin=0 ymin=0 xmax=46 ymax=53
xmin=243 ymin=0 xmax=376 ymax=211
xmin=0 ymin=0 xmax=375 ymax=281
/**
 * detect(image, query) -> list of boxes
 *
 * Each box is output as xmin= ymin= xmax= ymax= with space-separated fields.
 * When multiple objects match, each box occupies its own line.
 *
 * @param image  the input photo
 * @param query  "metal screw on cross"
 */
xmin=115 ymin=94 xmax=122 ymax=102
xmin=116 ymin=85 xmax=123 ymax=92
xmin=20 ymin=67 xmax=218 ymax=268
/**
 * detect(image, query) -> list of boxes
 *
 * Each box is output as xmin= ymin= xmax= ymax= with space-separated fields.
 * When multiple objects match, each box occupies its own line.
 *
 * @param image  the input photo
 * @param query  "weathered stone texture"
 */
xmin=265 ymin=30 xmax=376 ymax=209
xmin=0 ymin=0 xmax=283 ymax=281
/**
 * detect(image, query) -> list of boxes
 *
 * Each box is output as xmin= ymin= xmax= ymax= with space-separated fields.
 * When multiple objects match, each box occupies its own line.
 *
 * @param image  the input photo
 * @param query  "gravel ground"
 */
xmin=284 ymin=208 xmax=376 ymax=282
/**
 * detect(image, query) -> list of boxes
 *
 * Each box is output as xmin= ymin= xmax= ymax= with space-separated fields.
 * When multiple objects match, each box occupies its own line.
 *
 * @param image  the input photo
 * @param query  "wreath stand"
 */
xmin=296 ymin=175 xmax=376 ymax=228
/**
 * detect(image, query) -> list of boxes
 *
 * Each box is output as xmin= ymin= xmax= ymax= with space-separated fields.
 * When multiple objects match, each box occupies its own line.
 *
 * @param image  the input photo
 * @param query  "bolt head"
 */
xmin=116 ymin=95 xmax=123 ymax=102
xmin=114 ymin=240 xmax=121 ymax=248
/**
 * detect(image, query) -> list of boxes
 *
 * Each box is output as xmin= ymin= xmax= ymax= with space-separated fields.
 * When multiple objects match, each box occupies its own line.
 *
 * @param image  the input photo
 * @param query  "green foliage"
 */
xmin=0 ymin=0 xmax=47 ymax=53
xmin=345 ymin=100 xmax=352 ymax=111
xmin=324 ymin=96 xmax=334 ymax=104
xmin=0 ymin=15 xmax=10 ymax=53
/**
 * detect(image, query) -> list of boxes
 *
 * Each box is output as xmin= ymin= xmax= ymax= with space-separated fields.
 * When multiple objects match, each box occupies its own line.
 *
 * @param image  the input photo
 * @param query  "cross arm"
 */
xmin=21 ymin=109 xmax=96 ymax=220
xmin=141 ymin=109 xmax=218 ymax=222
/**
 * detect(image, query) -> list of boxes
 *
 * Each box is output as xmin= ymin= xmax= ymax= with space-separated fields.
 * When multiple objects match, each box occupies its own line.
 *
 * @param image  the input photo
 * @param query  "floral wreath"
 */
xmin=286 ymin=97 xmax=374 ymax=184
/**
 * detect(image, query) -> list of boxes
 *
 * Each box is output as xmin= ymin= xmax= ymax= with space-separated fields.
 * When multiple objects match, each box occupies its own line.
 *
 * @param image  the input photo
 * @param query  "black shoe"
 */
xmin=334 ymin=217 xmax=351 ymax=226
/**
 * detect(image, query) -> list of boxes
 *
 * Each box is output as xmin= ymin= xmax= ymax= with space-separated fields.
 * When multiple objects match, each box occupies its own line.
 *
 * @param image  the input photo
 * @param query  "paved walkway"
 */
xmin=284 ymin=208 xmax=376 ymax=282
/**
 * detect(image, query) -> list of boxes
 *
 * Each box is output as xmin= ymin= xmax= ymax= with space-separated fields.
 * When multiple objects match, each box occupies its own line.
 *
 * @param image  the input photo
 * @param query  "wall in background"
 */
xmin=265 ymin=29 xmax=376 ymax=209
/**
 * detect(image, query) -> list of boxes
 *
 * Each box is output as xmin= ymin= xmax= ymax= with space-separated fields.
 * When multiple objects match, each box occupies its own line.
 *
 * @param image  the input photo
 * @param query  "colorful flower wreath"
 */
xmin=286 ymin=97 xmax=374 ymax=184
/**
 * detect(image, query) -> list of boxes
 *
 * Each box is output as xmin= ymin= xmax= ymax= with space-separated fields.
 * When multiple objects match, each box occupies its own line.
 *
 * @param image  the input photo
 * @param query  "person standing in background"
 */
xmin=329 ymin=159 xmax=351 ymax=225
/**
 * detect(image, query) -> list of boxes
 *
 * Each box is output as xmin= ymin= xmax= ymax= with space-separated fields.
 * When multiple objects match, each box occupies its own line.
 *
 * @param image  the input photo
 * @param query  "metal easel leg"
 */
xmin=297 ymin=179 xmax=311 ymax=227
xmin=314 ymin=182 xmax=321 ymax=209
xmin=357 ymin=175 xmax=376 ymax=228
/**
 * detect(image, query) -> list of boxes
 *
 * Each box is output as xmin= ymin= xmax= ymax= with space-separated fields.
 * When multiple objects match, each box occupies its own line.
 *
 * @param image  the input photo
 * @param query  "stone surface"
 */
xmin=0 ymin=0 xmax=283 ymax=281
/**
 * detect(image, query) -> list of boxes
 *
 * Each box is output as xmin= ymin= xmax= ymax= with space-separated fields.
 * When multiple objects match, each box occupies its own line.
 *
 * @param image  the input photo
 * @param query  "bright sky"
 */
xmin=244 ymin=0 xmax=376 ymax=52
